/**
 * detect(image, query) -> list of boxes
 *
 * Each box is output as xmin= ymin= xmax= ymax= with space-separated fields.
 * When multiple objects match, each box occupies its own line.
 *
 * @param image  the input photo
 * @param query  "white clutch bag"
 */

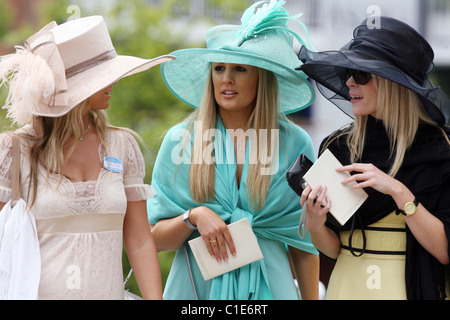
xmin=188 ymin=218 xmax=263 ymax=281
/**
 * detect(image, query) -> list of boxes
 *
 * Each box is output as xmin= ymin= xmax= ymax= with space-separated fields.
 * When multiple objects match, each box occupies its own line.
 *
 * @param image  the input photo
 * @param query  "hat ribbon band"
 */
xmin=19 ymin=22 xmax=70 ymax=117
xmin=65 ymin=48 xmax=118 ymax=79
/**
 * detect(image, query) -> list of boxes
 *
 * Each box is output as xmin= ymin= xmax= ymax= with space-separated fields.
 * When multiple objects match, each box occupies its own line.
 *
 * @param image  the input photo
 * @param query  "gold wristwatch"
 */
xmin=397 ymin=198 xmax=419 ymax=216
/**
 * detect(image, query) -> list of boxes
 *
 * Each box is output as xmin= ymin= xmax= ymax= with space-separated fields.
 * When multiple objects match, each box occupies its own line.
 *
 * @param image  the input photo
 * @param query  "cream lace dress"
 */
xmin=0 ymin=126 xmax=153 ymax=299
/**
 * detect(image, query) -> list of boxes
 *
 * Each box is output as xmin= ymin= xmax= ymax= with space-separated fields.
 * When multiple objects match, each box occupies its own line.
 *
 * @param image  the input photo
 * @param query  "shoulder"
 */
xmin=0 ymin=132 xmax=14 ymax=164
xmin=425 ymin=124 xmax=450 ymax=142
xmin=280 ymin=117 xmax=312 ymax=139
xmin=414 ymin=123 xmax=449 ymax=144
xmin=0 ymin=126 xmax=34 ymax=154
xmin=105 ymin=127 xmax=144 ymax=162
xmin=280 ymin=118 xmax=309 ymax=139
xmin=165 ymin=122 xmax=190 ymax=139
xmin=159 ymin=122 xmax=190 ymax=149
xmin=106 ymin=126 xmax=142 ymax=150
xmin=0 ymin=131 xmax=13 ymax=148
xmin=413 ymin=123 xmax=450 ymax=155
xmin=279 ymin=118 xmax=312 ymax=151
xmin=107 ymin=126 xmax=138 ymax=141
xmin=319 ymin=124 xmax=352 ymax=155
xmin=279 ymin=118 xmax=316 ymax=161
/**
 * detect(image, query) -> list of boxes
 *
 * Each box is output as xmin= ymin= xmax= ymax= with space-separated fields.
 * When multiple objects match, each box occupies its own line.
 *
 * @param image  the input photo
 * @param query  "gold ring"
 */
xmin=209 ymin=239 xmax=217 ymax=243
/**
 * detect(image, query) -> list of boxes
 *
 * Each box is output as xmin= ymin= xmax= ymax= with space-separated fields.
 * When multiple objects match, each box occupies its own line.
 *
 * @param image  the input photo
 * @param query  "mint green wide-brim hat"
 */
xmin=161 ymin=1 xmax=316 ymax=115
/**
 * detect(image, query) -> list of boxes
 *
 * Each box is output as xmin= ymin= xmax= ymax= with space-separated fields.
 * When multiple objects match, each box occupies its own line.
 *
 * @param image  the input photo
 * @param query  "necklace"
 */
xmin=79 ymin=124 xmax=91 ymax=141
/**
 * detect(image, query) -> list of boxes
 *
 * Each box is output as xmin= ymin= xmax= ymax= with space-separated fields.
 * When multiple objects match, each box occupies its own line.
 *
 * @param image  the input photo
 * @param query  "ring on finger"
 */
xmin=209 ymin=239 xmax=217 ymax=244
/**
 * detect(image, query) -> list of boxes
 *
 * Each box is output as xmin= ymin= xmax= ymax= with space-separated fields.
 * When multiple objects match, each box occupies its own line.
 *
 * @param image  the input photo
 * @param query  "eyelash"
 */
xmin=214 ymin=65 xmax=246 ymax=72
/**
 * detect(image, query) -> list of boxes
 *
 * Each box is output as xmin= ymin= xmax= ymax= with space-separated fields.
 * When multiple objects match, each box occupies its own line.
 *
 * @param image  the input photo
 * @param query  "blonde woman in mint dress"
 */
xmin=147 ymin=1 xmax=320 ymax=300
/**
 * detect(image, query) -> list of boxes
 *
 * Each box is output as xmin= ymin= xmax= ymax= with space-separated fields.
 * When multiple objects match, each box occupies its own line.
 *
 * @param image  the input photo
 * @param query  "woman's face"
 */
xmin=346 ymin=73 xmax=378 ymax=118
xmin=212 ymin=63 xmax=259 ymax=116
xmin=89 ymin=82 xmax=117 ymax=110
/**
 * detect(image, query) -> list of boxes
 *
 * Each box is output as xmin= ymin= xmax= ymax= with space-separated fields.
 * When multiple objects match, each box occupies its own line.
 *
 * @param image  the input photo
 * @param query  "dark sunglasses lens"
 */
xmin=347 ymin=69 xmax=372 ymax=85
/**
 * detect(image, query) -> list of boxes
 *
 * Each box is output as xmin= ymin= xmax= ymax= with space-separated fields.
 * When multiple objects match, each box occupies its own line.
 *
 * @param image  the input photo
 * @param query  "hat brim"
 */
xmin=69 ymin=54 xmax=176 ymax=110
xmin=299 ymin=46 xmax=450 ymax=125
xmin=36 ymin=54 xmax=175 ymax=117
xmin=161 ymin=48 xmax=315 ymax=114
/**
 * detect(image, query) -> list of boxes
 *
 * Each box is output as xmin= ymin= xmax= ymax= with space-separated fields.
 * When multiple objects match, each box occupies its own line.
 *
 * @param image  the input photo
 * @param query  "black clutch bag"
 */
xmin=286 ymin=154 xmax=314 ymax=196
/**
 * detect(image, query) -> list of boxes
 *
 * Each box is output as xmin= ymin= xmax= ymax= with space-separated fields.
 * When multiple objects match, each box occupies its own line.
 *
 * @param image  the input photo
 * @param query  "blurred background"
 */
xmin=0 ymin=0 xmax=448 ymax=298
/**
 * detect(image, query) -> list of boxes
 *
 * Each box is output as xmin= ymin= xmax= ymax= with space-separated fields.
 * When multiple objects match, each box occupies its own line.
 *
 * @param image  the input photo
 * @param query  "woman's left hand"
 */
xmin=336 ymin=163 xmax=404 ymax=197
xmin=337 ymin=163 xmax=450 ymax=265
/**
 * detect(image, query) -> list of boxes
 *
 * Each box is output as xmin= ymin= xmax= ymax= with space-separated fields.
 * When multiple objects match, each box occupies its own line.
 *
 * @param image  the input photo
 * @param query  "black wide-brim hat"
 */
xmin=299 ymin=16 xmax=450 ymax=125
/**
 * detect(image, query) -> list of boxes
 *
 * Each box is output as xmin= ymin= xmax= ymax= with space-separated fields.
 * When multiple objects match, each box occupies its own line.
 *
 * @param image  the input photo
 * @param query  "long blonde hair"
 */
xmin=185 ymin=66 xmax=280 ymax=210
xmin=328 ymin=77 xmax=441 ymax=177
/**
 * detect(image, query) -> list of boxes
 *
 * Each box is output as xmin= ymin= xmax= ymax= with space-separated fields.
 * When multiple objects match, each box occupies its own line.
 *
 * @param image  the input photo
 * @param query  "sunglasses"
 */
xmin=346 ymin=69 xmax=373 ymax=85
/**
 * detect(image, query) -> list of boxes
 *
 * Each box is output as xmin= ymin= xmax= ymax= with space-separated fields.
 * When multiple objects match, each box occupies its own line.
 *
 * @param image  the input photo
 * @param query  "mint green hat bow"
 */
xmin=161 ymin=0 xmax=316 ymax=114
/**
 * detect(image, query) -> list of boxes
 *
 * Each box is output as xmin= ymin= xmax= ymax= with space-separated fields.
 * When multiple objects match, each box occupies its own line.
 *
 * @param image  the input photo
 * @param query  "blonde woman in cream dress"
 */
xmin=0 ymin=16 xmax=174 ymax=299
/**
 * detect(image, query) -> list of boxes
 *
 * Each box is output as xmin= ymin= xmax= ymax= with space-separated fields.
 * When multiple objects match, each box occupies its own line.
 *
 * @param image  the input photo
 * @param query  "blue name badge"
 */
xmin=104 ymin=156 xmax=123 ymax=173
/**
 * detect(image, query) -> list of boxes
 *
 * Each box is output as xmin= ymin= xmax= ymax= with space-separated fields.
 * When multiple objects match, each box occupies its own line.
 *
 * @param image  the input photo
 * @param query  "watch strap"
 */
xmin=183 ymin=209 xmax=197 ymax=230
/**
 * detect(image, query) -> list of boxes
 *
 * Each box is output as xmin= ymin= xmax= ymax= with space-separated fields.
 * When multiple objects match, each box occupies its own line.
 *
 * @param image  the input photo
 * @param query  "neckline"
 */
xmin=22 ymin=125 xmax=109 ymax=184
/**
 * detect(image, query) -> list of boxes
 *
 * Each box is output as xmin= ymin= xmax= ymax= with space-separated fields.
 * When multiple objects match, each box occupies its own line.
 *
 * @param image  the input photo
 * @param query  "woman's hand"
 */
xmin=300 ymin=185 xmax=331 ymax=232
xmin=190 ymin=206 xmax=236 ymax=262
xmin=336 ymin=163 xmax=404 ymax=197
xmin=300 ymin=185 xmax=340 ymax=259
xmin=336 ymin=163 xmax=449 ymax=264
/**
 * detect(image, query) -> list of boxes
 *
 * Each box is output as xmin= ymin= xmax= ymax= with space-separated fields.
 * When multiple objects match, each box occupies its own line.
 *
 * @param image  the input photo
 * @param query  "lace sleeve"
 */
xmin=0 ymin=133 xmax=13 ymax=203
xmin=121 ymin=131 xmax=154 ymax=201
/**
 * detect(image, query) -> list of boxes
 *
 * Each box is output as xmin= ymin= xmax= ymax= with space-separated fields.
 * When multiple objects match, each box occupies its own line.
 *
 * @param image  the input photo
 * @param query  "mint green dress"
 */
xmin=147 ymin=117 xmax=318 ymax=300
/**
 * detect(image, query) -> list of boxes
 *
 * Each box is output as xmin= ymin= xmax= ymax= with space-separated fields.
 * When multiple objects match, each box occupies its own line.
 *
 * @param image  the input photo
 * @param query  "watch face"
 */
xmin=404 ymin=202 xmax=416 ymax=215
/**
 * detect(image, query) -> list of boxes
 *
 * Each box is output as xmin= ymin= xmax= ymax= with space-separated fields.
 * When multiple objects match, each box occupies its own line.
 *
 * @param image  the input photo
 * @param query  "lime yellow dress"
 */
xmin=326 ymin=212 xmax=408 ymax=300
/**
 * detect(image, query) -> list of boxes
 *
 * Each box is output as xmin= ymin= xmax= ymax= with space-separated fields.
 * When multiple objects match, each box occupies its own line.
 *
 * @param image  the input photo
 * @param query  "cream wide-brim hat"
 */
xmin=26 ymin=15 xmax=175 ymax=118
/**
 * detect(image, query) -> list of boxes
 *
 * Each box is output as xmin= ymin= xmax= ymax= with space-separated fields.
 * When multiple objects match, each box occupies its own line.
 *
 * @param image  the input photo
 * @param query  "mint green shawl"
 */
xmin=147 ymin=117 xmax=318 ymax=299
